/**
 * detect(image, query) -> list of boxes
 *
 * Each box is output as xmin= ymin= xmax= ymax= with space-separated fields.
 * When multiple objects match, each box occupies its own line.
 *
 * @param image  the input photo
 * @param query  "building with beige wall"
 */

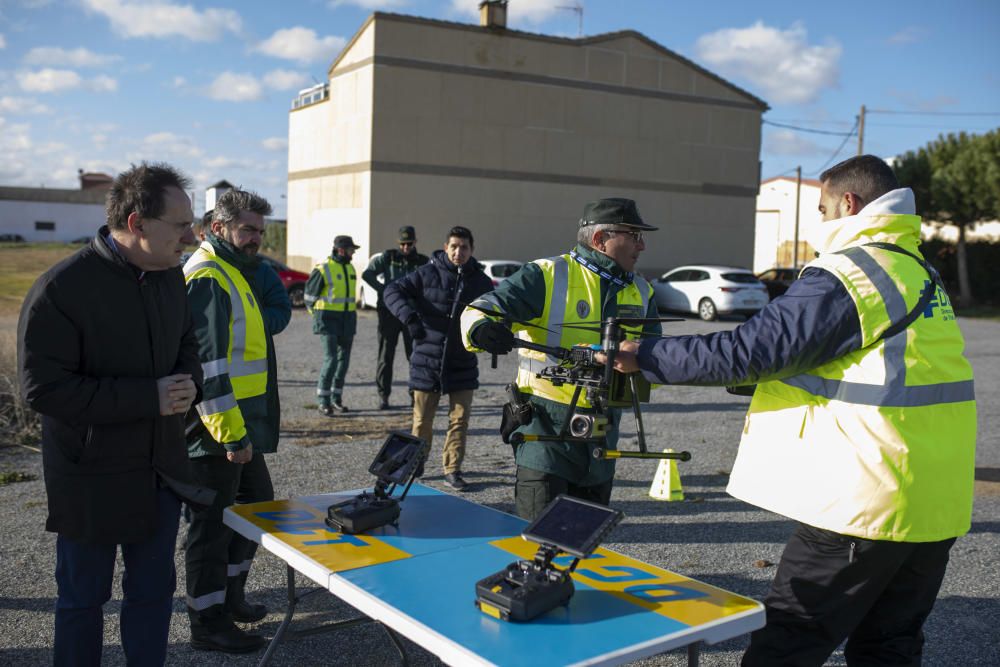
xmin=286 ymin=9 xmax=768 ymax=282
xmin=754 ymin=176 xmax=822 ymax=273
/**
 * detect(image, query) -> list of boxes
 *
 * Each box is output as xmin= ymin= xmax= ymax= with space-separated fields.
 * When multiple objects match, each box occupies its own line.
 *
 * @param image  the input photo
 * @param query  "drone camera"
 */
xmin=568 ymin=413 xmax=608 ymax=439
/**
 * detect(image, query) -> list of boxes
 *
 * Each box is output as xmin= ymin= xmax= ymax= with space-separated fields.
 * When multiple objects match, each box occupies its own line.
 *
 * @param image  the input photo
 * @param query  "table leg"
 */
xmin=258 ymin=565 xmax=299 ymax=667
xmin=687 ymin=641 xmax=701 ymax=667
xmin=381 ymin=623 xmax=410 ymax=666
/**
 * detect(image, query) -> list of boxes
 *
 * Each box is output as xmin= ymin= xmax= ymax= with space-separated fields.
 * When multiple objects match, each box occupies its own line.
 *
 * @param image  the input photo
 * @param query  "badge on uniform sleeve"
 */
xmin=576 ymin=300 xmax=590 ymax=318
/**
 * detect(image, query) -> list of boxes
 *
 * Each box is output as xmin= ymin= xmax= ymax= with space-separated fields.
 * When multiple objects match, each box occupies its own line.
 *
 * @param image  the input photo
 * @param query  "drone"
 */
xmin=465 ymin=303 xmax=692 ymax=463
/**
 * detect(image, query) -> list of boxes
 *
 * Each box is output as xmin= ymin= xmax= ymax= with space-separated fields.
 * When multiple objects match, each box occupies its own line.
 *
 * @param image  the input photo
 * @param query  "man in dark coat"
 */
xmin=382 ymin=225 xmax=493 ymax=490
xmin=18 ymin=162 xmax=214 ymax=666
xmin=362 ymin=225 xmax=429 ymax=409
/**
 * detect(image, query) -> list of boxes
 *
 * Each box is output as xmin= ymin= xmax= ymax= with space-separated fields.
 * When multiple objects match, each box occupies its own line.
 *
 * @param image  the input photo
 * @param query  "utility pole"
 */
xmin=857 ymin=104 xmax=866 ymax=155
xmin=793 ymin=166 xmax=802 ymax=268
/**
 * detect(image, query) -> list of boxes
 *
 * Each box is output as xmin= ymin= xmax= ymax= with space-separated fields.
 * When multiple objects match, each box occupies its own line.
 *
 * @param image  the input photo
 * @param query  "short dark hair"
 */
xmin=447 ymin=225 xmax=474 ymax=247
xmin=819 ymin=155 xmax=899 ymax=206
xmin=193 ymin=210 xmax=212 ymax=236
xmin=106 ymin=162 xmax=192 ymax=231
xmin=211 ymin=189 xmax=272 ymax=226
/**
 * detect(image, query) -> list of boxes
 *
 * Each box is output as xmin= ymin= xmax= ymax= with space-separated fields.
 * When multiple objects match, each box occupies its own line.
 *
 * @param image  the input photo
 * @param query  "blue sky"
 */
xmin=1 ymin=0 xmax=998 ymax=218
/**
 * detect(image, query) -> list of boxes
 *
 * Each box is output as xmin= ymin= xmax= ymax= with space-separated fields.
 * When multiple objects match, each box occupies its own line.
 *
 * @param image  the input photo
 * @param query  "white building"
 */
xmin=753 ymin=176 xmax=821 ymax=273
xmin=0 ymin=173 xmax=110 ymax=242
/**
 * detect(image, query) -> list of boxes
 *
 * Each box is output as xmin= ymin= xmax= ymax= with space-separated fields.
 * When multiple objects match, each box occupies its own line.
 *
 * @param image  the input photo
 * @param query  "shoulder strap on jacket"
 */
xmin=862 ymin=242 xmax=944 ymax=342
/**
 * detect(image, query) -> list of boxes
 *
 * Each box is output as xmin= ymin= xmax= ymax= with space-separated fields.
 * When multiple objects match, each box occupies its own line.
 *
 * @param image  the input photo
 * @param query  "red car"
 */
xmin=260 ymin=255 xmax=310 ymax=308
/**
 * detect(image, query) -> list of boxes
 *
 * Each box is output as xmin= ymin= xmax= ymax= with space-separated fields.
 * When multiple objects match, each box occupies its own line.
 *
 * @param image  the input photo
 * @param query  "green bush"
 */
xmin=920 ymin=238 xmax=1000 ymax=305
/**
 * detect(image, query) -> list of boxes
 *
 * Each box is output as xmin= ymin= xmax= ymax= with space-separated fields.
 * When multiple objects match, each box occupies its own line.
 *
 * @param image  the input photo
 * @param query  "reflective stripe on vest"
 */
xmin=780 ymin=246 xmax=974 ymax=407
xmin=313 ymin=259 xmax=356 ymax=311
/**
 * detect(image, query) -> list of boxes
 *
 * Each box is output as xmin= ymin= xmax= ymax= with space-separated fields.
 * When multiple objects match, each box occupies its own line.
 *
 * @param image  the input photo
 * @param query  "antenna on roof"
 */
xmin=557 ymin=2 xmax=583 ymax=37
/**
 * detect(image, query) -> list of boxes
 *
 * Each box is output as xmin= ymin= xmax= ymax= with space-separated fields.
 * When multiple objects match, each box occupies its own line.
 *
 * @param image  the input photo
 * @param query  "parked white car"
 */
xmin=652 ymin=265 xmax=770 ymax=321
xmin=357 ymin=257 xmax=525 ymax=309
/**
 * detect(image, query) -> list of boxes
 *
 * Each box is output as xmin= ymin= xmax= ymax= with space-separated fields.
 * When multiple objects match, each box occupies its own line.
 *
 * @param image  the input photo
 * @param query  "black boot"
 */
xmin=226 ymin=575 xmax=267 ymax=623
xmin=191 ymin=623 xmax=266 ymax=653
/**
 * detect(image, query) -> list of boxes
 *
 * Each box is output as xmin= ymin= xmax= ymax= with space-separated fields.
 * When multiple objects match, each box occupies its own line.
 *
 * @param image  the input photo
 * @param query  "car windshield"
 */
xmin=490 ymin=263 xmax=521 ymax=278
xmin=721 ymin=272 xmax=760 ymax=284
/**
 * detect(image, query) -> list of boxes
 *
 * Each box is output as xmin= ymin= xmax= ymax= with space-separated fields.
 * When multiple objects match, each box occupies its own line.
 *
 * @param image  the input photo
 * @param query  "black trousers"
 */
xmin=185 ymin=452 xmax=274 ymax=633
xmin=375 ymin=304 xmax=412 ymax=399
xmin=514 ymin=465 xmax=614 ymax=521
xmin=742 ymin=523 xmax=956 ymax=667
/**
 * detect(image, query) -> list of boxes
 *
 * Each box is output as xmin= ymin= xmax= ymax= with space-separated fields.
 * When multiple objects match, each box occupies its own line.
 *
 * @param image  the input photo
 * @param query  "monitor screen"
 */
xmin=368 ymin=432 xmax=426 ymax=485
xmin=522 ymin=495 xmax=623 ymax=558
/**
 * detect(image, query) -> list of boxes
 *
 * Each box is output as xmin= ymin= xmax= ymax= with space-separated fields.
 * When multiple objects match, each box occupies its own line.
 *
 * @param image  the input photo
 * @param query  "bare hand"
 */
xmin=227 ymin=443 xmax=253 ymax=464
xmin=594 ymin=340 xmax=641 ymax=374
xmin=167 ymin=377 xmax=197 ymax=414
xmin=157 ymin=374 xmax=193 ymax=416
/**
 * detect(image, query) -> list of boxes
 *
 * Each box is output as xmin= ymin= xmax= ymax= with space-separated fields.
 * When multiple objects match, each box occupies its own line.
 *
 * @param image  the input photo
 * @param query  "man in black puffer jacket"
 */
xmin=382 ymin=226 xmax=493 ymax=491
xmin=18 ymin=162 xmax=215 ymax=666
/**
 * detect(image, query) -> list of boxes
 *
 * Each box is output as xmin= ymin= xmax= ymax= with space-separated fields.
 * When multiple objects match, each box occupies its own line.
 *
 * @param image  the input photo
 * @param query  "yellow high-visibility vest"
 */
xmin=184 ymin=243 xmax=268 ymax=444
xmin=727 ymin=220 xmax=976 ymax=542
xmin=311 ymin=259 xmax=356 ymax=312
xmin=462 ymin=253 xmax=652 ymax=408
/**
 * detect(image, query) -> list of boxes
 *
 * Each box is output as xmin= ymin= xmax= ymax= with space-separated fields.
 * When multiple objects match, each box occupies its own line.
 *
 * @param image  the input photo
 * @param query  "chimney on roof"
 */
xmin=479 ymin=0 xmax=508 ymax=30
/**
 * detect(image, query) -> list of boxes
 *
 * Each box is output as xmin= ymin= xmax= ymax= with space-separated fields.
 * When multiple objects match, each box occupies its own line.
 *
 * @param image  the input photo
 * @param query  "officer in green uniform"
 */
xmin=305 ymin=235 xmax=359 ymax=415
xmin=461 ymin=198 xmax=661 ymax=519
xmin=362 ymin=226 xmax=429 ymax=409
xmin=183 ymin=189 xmax=285 ymax=653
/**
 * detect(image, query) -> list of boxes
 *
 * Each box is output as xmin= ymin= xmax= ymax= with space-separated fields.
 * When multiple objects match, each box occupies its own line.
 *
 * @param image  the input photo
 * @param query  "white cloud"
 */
xmin=262 ymin=69 xmax=310 ymax=91
xmin=887 ymin=26 xmax=926 ymax=45
xmin=23 ymin=46 xmax=121 ymax=68
xmin=0 ymin=121 xmax=87 ymax=188
xmin=763 ymin=129 xmax=825 ymax=157
xmin=255 ymin=27 xmax=346 ymax=64
xmin=0 ymin=34 xmax=6 ymax=49
xmin=449 ymin=0 xmax=562 ymax=24
xmin=887 ymin=89 xmax=958 ymax=112
xmin=17 ymin=68 xmax=82 ymax=92
xmin=140 ymin=131 xmax=204 ymax=159
xmin=694 ymin=21 xmax=841 ymax=105
xmin=16 ymin=68 xmax=118 ymax=93
xmin=172 ymin=76 xmax=187 ymax=89
xmin=0 ymin=95 xmax=53 ymax=114
xmin=81 ymin=0 xmax=242 ymax=42
xmin=205 ymin=71 xmax=262 ymax=102
xmin=262 ymin=137 xmax=288 ymax=151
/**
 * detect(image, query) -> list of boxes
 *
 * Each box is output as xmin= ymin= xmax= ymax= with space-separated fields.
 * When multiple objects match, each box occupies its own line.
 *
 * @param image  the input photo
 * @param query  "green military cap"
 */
xmin=333 ymin=235 xmax=360 ymax=249
xmin=578 ymin=198 xmax=659 ymax=231
xmin=399 ymin=226 xmax=416 ymax=243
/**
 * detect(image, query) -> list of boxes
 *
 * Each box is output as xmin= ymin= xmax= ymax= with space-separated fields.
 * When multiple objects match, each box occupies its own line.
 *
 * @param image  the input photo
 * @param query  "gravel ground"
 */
xmin=1 ymin=309 xmax=998 ymax=666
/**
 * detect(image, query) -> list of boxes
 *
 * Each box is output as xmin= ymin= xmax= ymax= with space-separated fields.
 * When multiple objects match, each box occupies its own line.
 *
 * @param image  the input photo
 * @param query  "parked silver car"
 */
xmin=652 ymin=265 xmax=770 ymax=321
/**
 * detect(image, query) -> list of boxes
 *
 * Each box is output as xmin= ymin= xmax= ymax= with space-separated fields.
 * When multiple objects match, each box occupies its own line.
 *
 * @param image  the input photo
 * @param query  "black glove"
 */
xmin=472 ymin=321 xmax=514 ymax=354
xmin=406 ymin=316 xmax=426 ymax=341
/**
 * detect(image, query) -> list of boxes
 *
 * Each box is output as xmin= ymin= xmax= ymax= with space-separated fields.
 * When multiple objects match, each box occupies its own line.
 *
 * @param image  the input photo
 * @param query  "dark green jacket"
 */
xmin=184 ymin=234 xmax=281 ymax=457
xmin=305 ymin=255 xmax=358 ymax=336
xmin=476 ymin=244 xmax=661 ymax=485
xmin=361 ymin=248 xmax=429 ymax=298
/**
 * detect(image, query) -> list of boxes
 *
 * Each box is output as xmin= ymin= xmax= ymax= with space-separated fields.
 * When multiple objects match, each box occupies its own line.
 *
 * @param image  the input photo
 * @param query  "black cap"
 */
xmin=578 ymin=198 xmax=658 ymax=231
xmin=399 ymin=226 xmax=416 ymax=243
xmin=333 ymin=235 xmax=360 ymax=250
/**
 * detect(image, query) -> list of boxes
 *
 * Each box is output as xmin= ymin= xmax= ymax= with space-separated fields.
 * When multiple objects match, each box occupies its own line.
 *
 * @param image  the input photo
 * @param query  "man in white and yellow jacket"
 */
xmin=610 ymin=155 xmax=975 ymax=665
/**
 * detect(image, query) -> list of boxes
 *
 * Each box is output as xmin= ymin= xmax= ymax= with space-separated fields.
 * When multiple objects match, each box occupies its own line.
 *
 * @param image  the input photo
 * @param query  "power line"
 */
xmin=763 ymin=119 xmax=855 ymax=136
xmin=812 ymin=118 xmax=860 ymax=176
xmin=867 ymin=109 xmax=1000 ymax=116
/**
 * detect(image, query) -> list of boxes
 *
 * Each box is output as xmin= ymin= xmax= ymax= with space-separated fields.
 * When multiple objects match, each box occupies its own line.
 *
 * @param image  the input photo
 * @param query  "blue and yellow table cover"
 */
xmin=224 ymin=484 xmax=763 ymax=666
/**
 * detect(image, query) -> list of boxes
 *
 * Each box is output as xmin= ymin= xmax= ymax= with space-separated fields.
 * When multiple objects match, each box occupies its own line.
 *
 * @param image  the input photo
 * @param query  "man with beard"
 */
xmin=383 ymin=226 xmax=493 ymax=490
xmin=362 ymin=226 xmax=429 ymax=409
xmin=183 ymin=189 xmax=287 ymax=653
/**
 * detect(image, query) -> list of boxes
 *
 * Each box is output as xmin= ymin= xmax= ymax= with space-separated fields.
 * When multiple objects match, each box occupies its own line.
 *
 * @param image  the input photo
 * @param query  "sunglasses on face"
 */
xmin=609 ymin=229 xmax=643 ymax=243
xmin=399 ymin=242 xmax=414 ymax=248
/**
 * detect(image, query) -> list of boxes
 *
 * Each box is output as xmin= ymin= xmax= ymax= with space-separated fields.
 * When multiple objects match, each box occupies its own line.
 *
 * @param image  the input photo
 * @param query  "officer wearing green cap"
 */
xmin=460 ymin=197 xmax=662 ymax=519
xmin=305 ymin=235 xmax=360 ymax=415
xmin=362 ymin=226 xmax=429 ymax=409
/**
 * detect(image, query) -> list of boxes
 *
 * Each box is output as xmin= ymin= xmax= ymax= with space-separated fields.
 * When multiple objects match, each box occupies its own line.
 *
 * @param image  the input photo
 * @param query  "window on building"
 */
xmin=35 ymin=221 xmax=56 ymax=231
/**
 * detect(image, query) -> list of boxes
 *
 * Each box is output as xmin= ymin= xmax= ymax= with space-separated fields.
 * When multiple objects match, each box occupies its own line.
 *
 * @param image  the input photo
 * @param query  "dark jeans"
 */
xmin=742 ymin=523 xmax=956 ymax=667
xmin=186 ymin=452 xmax=273 ymax=633
xmin=376 ymin=304 xmax=412 ymax=399
xmin=54 ymin=487 xmax=181 ymax=667
xmin=318 ymin=332 xmax=353 ymax=404
xmin=514 ymin=465 xmax=614 ymax=521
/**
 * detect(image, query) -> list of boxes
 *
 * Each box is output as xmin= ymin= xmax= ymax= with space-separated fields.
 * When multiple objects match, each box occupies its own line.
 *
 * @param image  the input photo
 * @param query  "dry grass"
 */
xmin=281 ymin=413 xmax=413 ymax=447
xmin=0 ymin=243 xmax=80 ymax=316
xmin=0 ymin=329 xmax=40 ymax=448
